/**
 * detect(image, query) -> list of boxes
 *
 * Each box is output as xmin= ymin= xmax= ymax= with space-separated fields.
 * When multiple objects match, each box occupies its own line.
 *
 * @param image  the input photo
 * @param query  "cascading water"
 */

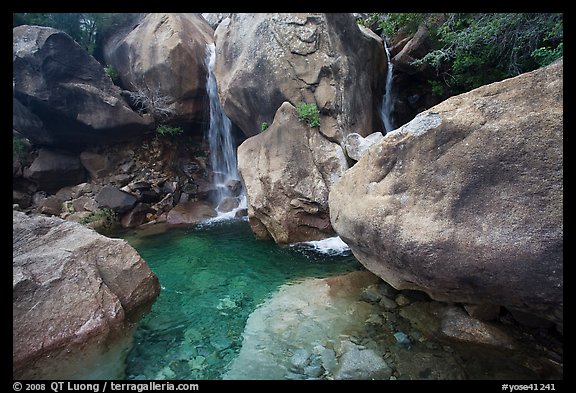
xmin=205 ymin=43 xmax=245 ymax=216
xmin=380 ymin=39 xmax=395 ymax=133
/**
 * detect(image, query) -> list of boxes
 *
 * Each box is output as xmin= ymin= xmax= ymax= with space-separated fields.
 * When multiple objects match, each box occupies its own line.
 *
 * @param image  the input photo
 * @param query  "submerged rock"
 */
xmin=223 ymin=271 xmax=381 ymax=379
xmin=334 ymin=341 xmax=392 ymax=380
xmin=166 ymin=200 xmax=217 ymax=225
xmin=13 ymin=211 xmax=160 ymax=379
xmin=329 ymin=60 xmax=563 ymax=326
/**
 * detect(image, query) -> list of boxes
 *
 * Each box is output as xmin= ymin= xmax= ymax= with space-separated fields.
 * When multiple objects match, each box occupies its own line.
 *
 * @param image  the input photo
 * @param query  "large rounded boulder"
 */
xmin=13 ymin=25 xmax=152 ymax=148
xmin=329 ymin=60 xmax=563 ymax=326
xmin=13 ymin=210 xmax=160 ymax=379
xmin=214 ymin=13 xmax=386 ymax=138
xmin=102 ymin=13 xmax=214 ymax=124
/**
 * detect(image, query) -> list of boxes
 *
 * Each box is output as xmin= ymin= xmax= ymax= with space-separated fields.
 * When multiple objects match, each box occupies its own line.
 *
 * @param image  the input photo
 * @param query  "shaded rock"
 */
xmin=508 ymin=309 xmax=554 ymax=329
xmin=103 ymin=13 xmax=214 ymax=123
xmin=214 ymin=13 xmax=386 ymax=138
xmin=80 ymin=152 xmax=111 ymax=179
xmin=24 ymin=148 xmax=86 ymax=193
xmin=334 ymin=340 xmax=392 ymax=380
xmin=290 ymin=349 xmax=310 ymax=369
xmin=400 ymin=302 xmax=517 ymax=350
xmin=38 ymin=196 xmax=62 ymax=216
xmin=217 ymin=197 xmax=240 ymax=213
xmin=344 ymin=132 xmax=384 ymax=161
xmin=201 ymin=13 xmax=232 ymax=29
xmin=55 ymin=186 xmax=75 ymax=201
xmin=329 ymin=60 xmax=563 ymax=325
xmin=393 ymin=331 xmax=411 ymax=347
xmin=95 ymin=185 xmax=137 ymax=213
xmin=13 ymin=25 xmax=151 ymax=148
xmin=13 ymin=98 xmax=50 ymax=145
xmin=225 ymin=179 xmax=242 ymax=197
xmin=389 ymin=18 xmax=447 ymax=128
xmin=166 ymin=201 xmax=217 ymax=225
xmin=464 ymin=304 xmax=501 ymax=322
xmin=238 ymin=102 xmax=347 ymax=243
xmin=113 ymin=174 xmax=133 ymax=187
xmin=72 ymin=196 xmax=98 ymax=212
xmin=379 ymin=296 xmax=398 ymax=310
xmin=121 ymin=203 xmax=154 ymax=228
xmin=234 ymin=208 xmax=248 ymax=219
xmin=13 ymin=211 xmax=160 ymax=379
xmin=439 ymin=307 xmax=517 ymax=350
xmin=13 ymin=190 xmax=31 ymax=209
xmin=395 ymin=294 xmax=411 ymax=307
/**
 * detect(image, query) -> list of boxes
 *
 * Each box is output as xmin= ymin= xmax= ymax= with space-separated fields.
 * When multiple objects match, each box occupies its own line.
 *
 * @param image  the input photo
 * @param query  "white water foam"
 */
xmin=291 ymin=236 xmax=351 ymax=256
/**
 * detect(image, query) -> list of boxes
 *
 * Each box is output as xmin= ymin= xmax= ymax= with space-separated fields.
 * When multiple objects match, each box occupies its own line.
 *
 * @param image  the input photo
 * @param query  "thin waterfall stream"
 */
xmin=205 ymin=43 xmax=245 ymax=216
xmin=381 ymin=39 xmax=395 ymax=133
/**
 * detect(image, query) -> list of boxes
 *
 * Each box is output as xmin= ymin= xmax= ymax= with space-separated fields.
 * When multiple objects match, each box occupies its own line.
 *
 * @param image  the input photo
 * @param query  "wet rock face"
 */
xmin=329 ymin=60 xmax=563 ymax=326
xmin=13 ymin=211 xmax=160 ymax=379
xmin=13 ymin=25 xmax=152 ymax=148
xmin=214 ymin=13 xmax=386 ymax=138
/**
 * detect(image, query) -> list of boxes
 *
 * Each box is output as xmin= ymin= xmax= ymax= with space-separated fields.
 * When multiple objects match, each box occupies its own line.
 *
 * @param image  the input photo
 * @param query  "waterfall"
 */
xmin=380 ymin=40 xmax=395 ymax=133
xmin=205 ymin=43 xmax=245 ymax=217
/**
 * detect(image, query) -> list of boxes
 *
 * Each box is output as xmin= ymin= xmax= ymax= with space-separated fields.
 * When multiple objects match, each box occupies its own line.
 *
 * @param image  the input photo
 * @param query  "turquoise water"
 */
xmin=120 ymin=219 xmax=362 ymax=380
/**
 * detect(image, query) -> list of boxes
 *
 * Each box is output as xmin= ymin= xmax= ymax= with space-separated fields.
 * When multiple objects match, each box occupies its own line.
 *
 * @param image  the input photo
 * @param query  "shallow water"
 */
xmin=120 ymin=219 xmax=362 ymax=380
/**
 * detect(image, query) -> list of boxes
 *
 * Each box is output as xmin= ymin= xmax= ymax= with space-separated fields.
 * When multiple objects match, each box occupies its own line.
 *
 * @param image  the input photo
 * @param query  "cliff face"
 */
xmin=329 ymin=60 xmax=563 ymax=326
xmin=13 ymin=210 xmax=160 ymax=379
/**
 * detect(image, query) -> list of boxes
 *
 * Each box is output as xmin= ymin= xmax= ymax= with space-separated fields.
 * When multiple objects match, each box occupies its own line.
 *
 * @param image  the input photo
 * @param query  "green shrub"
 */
xmin=155 ymin=125 xmax=184 ymax=136
xmin=13 ymin=136 xmax=26 ymax=158
xmin=80 ymin=208 xmax=117 ymax=225
xmin=428 ymin=80 xmax=445 ymax=97
xmin=260 ymin=122 xmax=269 ymax=132
xmin=104 ymin=65 xmax=119 ymax=84
xmin=296 ymin=103 xmax=320 ymax=128
xmin=531 ymin=42 xmax=563 ymax=67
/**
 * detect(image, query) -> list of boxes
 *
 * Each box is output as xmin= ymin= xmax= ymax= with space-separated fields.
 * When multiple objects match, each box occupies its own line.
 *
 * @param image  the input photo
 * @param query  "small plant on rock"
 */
xmin=155 ymin=125 xmax=184 ymax=136
xmin=260 ymin=122 xmax=269 ymax=132
xmin=80 ymin=208 xmax=117 ymax=225
xmin=13 ymin=136 xmax=26 ymax=158
xmin=104 ymin=65 xmax=120 ymax=85
xmin=296 ymin=102 xmax=320 ymax=128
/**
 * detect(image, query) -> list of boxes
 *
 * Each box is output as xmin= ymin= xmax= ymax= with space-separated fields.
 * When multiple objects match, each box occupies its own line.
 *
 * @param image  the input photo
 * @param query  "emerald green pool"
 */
xmin=120 ymin=219 xmax=362 ymax=380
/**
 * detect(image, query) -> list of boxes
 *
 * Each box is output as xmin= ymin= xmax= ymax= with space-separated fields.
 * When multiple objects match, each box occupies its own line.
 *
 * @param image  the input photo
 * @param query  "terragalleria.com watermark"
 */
xmin=13 ymin=382 xmax=199 ymax=393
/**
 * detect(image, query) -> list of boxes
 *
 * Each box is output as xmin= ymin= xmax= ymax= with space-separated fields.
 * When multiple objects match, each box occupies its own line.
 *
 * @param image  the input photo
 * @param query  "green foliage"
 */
xmin=13 ymin=136 xmax=26 ymax=158
xmin=296 ymin=103 xmax=320 ymax=128
xmin=12 ymin=13 xmax=138 ymax=54
xmin=428 ymin=80 xmax=445 ymax=97
xmin=531 ymin=42 xmax=563 ymax=67
xmin=378 ymin=13 xmax=425 ymax=37
xmin=260 ymin=122 xmax=269 ymax=132
xmin=155 ymin=125 xmax=184 ymax=136
xmin=79 ymin=208 xmax=117 ymax=225
xmin=412 ymin=13 xmax=563 ymax=93
xmin=104 ymin=65 xmax=119 ymax=84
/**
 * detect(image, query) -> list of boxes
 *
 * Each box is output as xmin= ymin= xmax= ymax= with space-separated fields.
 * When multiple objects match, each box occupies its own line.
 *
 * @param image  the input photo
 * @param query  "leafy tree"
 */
xmin=412 ymin=13 xmax=563 ymax=92
xmin=360 ymin=13 xmax=563 ymax=95
xmin=12 ymin=13 xmax=138 ymax=55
